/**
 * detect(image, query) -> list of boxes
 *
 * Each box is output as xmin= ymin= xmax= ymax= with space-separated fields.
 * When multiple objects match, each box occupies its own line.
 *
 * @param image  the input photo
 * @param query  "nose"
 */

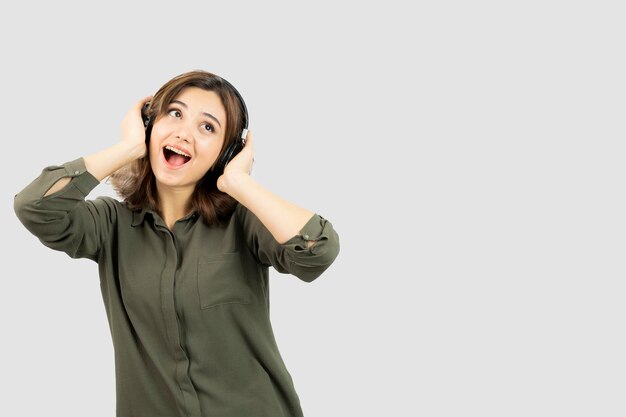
xmin=175 ymin=125 xmax=192 ymax=142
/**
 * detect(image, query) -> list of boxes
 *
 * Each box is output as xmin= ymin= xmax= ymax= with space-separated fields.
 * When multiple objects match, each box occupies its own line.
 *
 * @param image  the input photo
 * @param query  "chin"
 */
xmin=154 ymin=169 xmax=195 ymax=188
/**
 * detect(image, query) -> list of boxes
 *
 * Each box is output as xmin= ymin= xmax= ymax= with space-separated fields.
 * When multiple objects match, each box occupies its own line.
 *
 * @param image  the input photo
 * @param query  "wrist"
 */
xmin=119 ymin=141 xmax=146 ymax=161
xmin=218 ymin=171 xmax=252 ymax=198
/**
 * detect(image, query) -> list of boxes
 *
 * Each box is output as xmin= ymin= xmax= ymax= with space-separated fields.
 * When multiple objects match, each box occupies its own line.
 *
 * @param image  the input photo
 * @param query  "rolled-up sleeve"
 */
xmin=236 ymin=203 xmax=340 ymax=283
xmin=14 ymin=157 xmax=115 ymax=262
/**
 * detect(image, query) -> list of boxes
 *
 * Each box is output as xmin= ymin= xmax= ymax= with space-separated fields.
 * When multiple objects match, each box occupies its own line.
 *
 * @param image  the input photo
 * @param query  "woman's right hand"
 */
xmin=121 ymin=95 xmax=153 ymax=159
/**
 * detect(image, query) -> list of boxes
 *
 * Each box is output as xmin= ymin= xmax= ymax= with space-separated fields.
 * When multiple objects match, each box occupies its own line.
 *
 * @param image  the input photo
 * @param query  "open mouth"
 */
xmin=162 ymin=146 xmax=192 ymax=168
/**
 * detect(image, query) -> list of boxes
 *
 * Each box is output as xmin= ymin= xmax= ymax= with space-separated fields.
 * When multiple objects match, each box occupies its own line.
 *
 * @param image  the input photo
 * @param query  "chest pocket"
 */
xmin=197 ymin=252 xmax=251 ymax=309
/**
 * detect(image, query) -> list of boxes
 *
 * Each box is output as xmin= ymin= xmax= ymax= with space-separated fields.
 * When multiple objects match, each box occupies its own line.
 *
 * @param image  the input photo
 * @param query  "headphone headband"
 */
xmin=141 ymin=72 xmax=249 ymax=175
xmin=219 ymin=76 xmax=249 ymax=141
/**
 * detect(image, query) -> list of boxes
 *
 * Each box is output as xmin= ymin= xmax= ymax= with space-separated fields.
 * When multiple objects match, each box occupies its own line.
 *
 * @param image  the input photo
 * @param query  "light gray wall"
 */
xmin=2 ymin=1 xmax=624 ymax=416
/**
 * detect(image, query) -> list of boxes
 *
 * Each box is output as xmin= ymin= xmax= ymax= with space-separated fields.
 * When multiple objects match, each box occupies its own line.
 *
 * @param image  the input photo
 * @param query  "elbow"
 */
xmin=293 ymin=263 xmax=331 ymax=283
xmin=13 ymin=192 xmax=71 ymax=245
xmin=14 ymin=191 xmax=34 ymax=228
xmin=14 ymin=181 xmax=46 ymax=228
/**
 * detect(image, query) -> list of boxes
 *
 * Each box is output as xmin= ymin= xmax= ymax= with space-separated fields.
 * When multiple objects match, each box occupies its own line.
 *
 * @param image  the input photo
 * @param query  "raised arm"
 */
xmin=14 ymin=96 xmax=152 ymax=261
xmin=44 ymin=96 xmax=152 ymax=196
xmin=218 ymin=132 xmax=340 ymax=282
xmin=217 ymin=132 xmax=316 ymax=246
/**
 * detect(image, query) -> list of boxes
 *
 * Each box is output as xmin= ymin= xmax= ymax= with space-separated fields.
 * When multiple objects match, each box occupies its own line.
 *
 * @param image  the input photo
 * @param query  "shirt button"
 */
xmin=303 ymin=234 xmax=310 ymax=240
xmin=74 ymin=170 xmax=80 ymax=174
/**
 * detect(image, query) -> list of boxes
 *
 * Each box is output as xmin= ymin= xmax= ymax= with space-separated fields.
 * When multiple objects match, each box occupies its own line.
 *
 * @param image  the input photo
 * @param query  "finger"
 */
xmin=139 ymin=95 xmax=154 ymax=107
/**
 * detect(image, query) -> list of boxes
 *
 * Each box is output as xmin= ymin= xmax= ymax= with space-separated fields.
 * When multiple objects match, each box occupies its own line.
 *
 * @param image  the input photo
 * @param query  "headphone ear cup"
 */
xmin=215 ymin=140 xmax=245 ymax=173
xmin=142 ymin=102 xmax=152 ymax=143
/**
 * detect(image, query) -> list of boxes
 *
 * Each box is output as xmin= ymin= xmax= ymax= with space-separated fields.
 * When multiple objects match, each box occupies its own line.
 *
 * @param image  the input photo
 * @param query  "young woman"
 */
xmin=14 ymin=70 xmax=340 ymax=417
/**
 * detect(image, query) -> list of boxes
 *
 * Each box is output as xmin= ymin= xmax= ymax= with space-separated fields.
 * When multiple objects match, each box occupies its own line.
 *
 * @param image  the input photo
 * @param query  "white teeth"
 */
xmin=164 ymin=145 xmax=191 ymax=158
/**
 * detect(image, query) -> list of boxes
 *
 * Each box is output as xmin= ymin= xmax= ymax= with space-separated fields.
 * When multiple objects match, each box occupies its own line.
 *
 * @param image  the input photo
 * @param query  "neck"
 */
xmin=156 ymin=182 xmax=195 ymax=229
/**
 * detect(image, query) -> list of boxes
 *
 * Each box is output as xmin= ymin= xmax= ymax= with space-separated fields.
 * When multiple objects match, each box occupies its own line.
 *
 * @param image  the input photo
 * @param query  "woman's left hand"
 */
xmin=217 ymin=130 xmax=254 ymax=193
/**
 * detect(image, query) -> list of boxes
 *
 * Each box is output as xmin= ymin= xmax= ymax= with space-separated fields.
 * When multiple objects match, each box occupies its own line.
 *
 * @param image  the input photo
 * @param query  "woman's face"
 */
xmin=149 ymin=86 xmax=227 ymax=191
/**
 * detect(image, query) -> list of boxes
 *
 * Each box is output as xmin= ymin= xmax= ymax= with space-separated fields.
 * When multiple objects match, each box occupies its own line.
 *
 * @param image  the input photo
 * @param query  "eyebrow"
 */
xmin=170 ymin=99 xmax=222 ymax=128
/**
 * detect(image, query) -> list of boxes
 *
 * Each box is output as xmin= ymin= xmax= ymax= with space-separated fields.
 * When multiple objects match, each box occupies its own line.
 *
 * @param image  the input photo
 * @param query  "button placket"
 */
xmin=160 ymin=227 xmax=202 ymax=417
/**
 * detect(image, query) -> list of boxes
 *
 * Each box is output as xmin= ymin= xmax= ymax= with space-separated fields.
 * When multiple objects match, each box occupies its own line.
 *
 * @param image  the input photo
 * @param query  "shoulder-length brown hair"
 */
xmin=109 ymin=70 xmax=246 ymax=226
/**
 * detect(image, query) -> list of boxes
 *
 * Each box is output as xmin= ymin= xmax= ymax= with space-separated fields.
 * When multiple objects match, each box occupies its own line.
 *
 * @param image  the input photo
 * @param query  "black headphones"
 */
xmin=141 ymin=76 xmax=249 ymax=175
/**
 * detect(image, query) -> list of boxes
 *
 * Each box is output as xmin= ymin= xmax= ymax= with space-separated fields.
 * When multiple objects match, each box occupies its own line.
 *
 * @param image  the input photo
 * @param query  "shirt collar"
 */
xmin=131 ymin=207 xmax=152 ymax=227
xmin=131 ymin=207 xmax=199 ymax=227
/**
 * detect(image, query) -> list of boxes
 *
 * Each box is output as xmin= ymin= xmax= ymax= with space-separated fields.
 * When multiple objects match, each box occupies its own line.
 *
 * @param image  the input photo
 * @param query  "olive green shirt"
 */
xmin=14 ymin=157 xmax=340 ymax=417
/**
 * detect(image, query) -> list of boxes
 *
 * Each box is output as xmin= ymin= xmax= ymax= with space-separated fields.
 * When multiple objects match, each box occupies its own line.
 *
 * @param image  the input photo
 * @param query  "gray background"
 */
xmin=1 ymin=1 xmax=624 ymax=416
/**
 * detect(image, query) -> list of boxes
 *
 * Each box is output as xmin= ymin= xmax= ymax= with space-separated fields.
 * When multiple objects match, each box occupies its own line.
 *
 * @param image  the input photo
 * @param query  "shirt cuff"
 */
xmin=63 ymin=157 xmax=100 ymax=194
xmin=282 ymin=213 xmax=330 ymax=255
xmin=40 ymin=157 xmax=101 ymax=198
